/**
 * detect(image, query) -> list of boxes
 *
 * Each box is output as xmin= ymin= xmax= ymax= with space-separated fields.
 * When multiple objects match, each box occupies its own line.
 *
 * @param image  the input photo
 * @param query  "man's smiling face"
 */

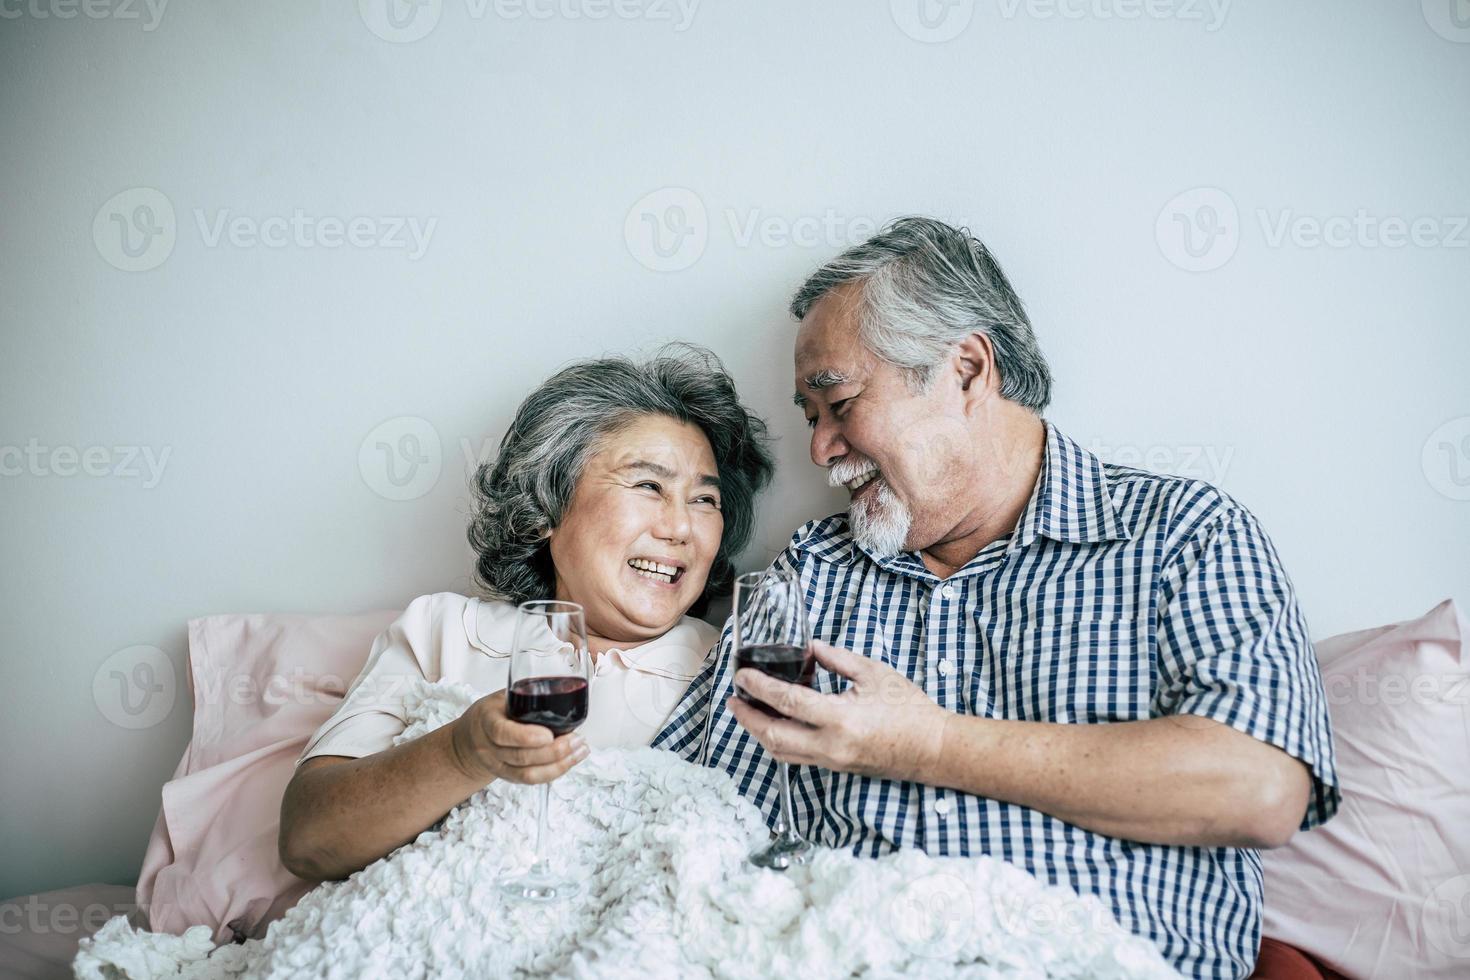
xmin=794 ymin=283 xmax=978 ymax=556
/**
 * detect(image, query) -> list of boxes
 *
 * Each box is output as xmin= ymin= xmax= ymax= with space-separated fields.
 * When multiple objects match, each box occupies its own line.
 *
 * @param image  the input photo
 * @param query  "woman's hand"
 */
xmin=450 ymin=690 xmax=590 ymax=785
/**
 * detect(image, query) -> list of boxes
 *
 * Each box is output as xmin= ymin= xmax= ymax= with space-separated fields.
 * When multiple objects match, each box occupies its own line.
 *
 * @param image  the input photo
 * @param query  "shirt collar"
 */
xmin=604 ymin=617 xmax=719 ymax=680
xmin=466 ymin=597 xmax=717 ymax=682
xmin=1010 ymin=420 xmax=1132 ymax=551
xmin=798 ymin=420 xmax=1131 ymax=574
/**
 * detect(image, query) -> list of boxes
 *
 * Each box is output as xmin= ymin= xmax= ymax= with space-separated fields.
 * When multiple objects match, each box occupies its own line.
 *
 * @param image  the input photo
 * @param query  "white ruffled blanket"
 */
xmin=76 ymin=681 xmax=1178 ymax=979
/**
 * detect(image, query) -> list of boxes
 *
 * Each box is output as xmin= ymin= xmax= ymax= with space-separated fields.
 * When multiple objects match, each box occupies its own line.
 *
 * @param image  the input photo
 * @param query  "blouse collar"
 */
xmin=464 ymin=597 xmax=717 ymax=682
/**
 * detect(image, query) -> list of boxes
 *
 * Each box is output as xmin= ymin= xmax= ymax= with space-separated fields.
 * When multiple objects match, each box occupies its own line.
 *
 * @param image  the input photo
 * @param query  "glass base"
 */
xmin=498 ymin=870 xmax=580 ymax=903
xmin=749 ymin=831 xmax=815 ymax=871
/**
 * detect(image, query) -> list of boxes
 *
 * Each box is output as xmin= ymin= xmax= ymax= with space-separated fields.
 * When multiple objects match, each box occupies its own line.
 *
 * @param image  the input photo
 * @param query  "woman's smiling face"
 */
xmin=547 ymin=414 xmax=724 ymax=647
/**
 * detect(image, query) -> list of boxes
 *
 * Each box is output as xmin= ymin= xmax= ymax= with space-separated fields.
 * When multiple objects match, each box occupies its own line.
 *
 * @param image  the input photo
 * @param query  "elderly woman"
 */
xmin=279 ymin=346 xmax=773 ymax=881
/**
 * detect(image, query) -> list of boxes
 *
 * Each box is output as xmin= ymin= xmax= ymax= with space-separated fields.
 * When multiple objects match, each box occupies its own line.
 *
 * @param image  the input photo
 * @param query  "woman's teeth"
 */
xmin=628 ymin=558 xmax=679 ymax=583
xmin=845 ymin=470 xmax=879 ymax=492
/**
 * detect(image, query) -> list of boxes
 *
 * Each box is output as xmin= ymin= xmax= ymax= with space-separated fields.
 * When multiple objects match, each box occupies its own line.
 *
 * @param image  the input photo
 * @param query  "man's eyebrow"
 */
xmin=804 ymin=369 xmax=850 ymax=391
xmin=794 ymin=368 xmax=850 ymax=409
xmin=617 ymin=460 xmax=721 ymax=490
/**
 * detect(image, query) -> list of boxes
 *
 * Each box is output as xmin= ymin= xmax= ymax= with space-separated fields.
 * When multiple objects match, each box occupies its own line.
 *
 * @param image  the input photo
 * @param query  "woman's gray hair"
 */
xmin=789 ymin=216 xmax=1052 ymax=411
xmin=467 ymin=344 xmax=775 ymax=618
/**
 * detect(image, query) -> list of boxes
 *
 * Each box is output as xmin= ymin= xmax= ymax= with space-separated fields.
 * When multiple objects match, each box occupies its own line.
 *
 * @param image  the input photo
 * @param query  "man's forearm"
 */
xmin=917 ymin=713 xmax=1311 ymax=848
xmin=279 ymin=722 xmax=490 ymax=881
xmin=730 ymin=646 xmax=1313 ymax=849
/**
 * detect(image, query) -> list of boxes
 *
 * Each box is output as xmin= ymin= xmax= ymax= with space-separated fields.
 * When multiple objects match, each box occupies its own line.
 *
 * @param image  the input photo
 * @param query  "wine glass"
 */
xmin=497 ymin=599 xmax=591 ymax=903
xmin=732 ymin=569 xmax=816 ymax=870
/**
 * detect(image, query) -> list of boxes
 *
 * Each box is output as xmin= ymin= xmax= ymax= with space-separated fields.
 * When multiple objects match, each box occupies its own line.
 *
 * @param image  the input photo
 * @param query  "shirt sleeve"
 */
xmin=1155 ymin=506 xmax=1341 ymax=830
xmin=649 ymin=628 xmax=726 ymax=762
xmin=295 ymin=594 xmax=445 ymax=767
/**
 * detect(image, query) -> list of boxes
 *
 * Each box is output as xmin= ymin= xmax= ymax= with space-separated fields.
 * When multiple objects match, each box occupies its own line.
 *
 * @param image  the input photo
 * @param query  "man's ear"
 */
xmin=954 ymin=332 xmax=999 ymax=402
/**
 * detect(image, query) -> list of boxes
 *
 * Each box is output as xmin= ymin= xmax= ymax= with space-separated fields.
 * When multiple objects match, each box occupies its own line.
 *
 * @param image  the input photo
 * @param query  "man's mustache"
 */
xmin=828 ymin=454 xmax=881 ymax=487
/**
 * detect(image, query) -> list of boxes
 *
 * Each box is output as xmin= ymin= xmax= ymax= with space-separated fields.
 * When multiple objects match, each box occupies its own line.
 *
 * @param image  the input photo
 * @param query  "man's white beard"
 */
xmin=829 ymin=454 xmax=913 ymax=557
xmin=849 ymin=479 xmax=913 ymax=557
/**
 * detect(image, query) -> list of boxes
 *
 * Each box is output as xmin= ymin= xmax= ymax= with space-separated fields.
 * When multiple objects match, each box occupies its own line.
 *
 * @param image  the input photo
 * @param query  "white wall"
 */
xmin=2 ymin=0 xmax=1466 ymax=900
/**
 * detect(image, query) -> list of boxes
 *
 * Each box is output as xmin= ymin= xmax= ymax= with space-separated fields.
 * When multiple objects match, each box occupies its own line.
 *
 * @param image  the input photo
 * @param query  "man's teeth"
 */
xmin=845 ymin=470 xmax=879 ymax=492
xmin=628 ymin=558 xmax=678 ymax=582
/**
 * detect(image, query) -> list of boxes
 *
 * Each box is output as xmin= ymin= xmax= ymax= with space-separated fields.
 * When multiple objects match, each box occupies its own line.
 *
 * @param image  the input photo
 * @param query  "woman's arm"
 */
xmin=279 ymin=691 xmax=589 ymax=881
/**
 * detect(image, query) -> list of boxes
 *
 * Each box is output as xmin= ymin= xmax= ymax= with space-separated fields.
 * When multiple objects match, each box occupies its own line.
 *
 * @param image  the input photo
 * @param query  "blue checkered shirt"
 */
xmin=653 ymin=422 xmax=1339 ymax=979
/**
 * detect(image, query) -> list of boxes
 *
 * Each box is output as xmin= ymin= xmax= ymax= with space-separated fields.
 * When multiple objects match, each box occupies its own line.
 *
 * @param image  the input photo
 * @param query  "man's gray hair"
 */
xmin=467 ymin=344 xmax=774 ymax=617
xmin=789 ymin=216 xmax=1052 ymax=411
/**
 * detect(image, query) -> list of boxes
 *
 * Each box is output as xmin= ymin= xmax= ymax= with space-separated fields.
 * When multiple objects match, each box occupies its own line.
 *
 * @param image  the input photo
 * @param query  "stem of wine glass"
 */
xmin=529 ymin=781 xmax=551 ymax=876
xmin=776 ymin=761 xmax=797 ymax=837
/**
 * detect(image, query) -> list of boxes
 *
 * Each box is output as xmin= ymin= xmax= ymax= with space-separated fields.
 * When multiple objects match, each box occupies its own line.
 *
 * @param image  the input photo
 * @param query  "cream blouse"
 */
xmin=297 ymin=592 xmax=718 ymax=765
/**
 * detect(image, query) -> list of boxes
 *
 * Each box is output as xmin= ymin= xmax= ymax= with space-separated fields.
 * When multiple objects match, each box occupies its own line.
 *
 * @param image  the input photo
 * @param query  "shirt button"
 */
xmin=937 ymin=659 xmax=953 ymax=676
xmin=933 ymin=797 xmax=951 ymax=817
xmin=941 ymin=584 xmax=956 ymax=599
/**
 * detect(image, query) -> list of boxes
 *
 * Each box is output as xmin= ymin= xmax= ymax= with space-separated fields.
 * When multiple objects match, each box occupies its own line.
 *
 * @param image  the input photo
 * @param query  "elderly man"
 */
xmin=653 ymin=217 xmax=1338 ymax=980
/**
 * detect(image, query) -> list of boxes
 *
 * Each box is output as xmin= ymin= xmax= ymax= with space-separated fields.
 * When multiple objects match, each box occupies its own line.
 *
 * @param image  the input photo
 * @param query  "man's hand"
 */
xmin=728 ymin=640 xmax=949 ymax=782
xmin=450 ymin=690 xmax=589 ymax=785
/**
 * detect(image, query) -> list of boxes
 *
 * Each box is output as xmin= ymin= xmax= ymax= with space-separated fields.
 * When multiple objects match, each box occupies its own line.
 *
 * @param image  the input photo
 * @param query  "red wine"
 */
xmin=507 ymin=676 xmax=589 ymax=734
xmin=734 ymin=643 xmax=814 ymax=717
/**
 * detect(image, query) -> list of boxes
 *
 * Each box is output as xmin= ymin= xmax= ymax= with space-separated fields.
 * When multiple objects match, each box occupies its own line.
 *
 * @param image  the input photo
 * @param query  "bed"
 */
xmin=5 ymin=599 xmax=1465 ymax=979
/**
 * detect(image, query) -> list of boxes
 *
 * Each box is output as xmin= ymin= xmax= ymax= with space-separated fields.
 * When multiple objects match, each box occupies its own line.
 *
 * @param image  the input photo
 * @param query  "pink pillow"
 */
xmin=1262 ymin=599 xmax=1470 ymax=979
xmin=136 ymin=608 xmax=398 ymax=944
